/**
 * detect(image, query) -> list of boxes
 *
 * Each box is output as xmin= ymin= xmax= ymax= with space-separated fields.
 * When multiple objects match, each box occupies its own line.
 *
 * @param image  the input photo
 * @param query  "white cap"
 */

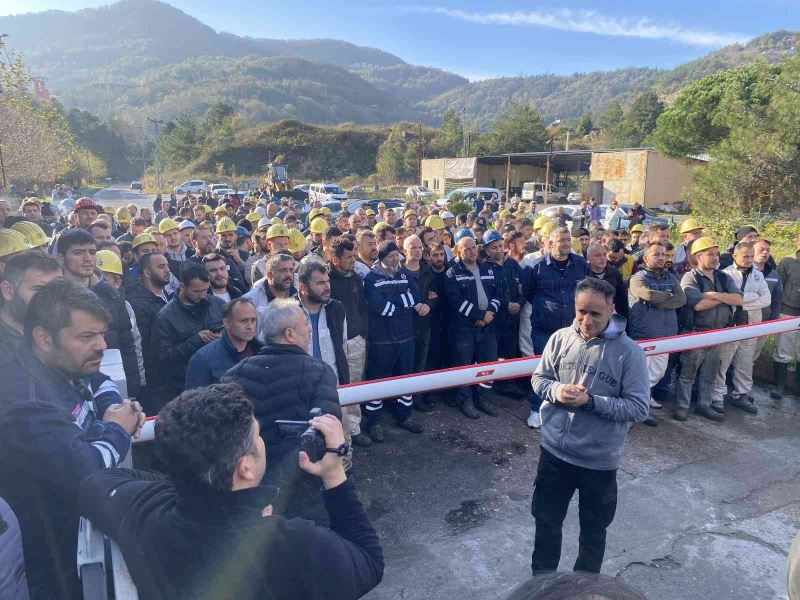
xmin=254 ymin=206 xmax=267 ymax=217
xmin=178 ymin=220 xmax=196 ymax=230
xmin=441 ymin=211 xmax=455 ymax=219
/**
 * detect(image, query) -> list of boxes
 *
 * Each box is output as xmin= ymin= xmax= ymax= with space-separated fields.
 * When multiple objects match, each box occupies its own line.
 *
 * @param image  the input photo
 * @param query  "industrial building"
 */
xmin=419 ymin=148 xmax=705 ymax=208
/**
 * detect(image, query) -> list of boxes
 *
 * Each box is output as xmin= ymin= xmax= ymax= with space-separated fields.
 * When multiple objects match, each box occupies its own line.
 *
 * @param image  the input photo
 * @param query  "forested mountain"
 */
xmin=1 ymin=0 xmax=797 ymax=128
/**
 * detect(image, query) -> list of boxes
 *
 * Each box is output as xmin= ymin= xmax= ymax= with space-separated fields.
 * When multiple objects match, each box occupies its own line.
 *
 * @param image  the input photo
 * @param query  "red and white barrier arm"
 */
xmin=134 ymin=316 xmax=800 ymax=444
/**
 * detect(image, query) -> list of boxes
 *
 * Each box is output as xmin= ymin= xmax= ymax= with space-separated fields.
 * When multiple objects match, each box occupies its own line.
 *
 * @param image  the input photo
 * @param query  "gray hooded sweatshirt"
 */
xmin=531 ymin=313 xmax=649 ymax=471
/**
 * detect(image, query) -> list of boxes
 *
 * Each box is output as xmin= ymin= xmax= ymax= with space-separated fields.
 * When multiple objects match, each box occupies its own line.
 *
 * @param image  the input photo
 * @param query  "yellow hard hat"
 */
xmin=377 ymin=202 xmax=386 ymax=209
xmin=115 ymin=207 xmax=131 ymax=224
xmin=245 ymin=212 xmax=261 ymax=223
xmin=308 ymin=208 xmax=320 ymax=221
xmin=215 ymin=217 xmax=237 ymax=234
xmin=424 ymin=215 xmax=446 ymax=230
xmin=372 ymin=222 xmax=389 ymax=235
xmin=630 ymin=224 xmax=645 ymax=234
xmin=319 ymin=207 xmax=332 ymax=216
xmin=203 ymin=204 xmax=213 ymax=214
xmin=132 ymin=233 xmax=157 ymax=250
xmin=679 ymin=218 xmax=702 ymax=235
xmin=499 ymin=209 xmax=511 ymax=219
xmin=690 ymin=236 xmax=718 ymax=255
xmin=144 ymin=226 xmax=159 ymax=235
xmin=158 ymin=218 xmax=179 ymax=233
xmin=403 ymin=209 xmax=417 ymax=218
xmin=105 ymin=207 xmax=116 ymax=216
xmin=214 ymin=205 xmax=228 ymax=216
xmin=0 ymin=228 xmax=32 ymax=259
xmin=533 ymin=215 xmax=551 ymax=230
xmin=571 ymin=238 xmax=582 ymax=254
xmin=96 ymin=250 xmax=123 ymax=275
xmin=272 ymin=216 xmax=282 ymax=225
xmin=10 ymin=221 xmax=50 ymax=248
xmin=540 ymin=222 xmax=555 ymax=238
xmin=310 ymin=218 xmax=328 ymax=234
xmin=288 ymin=228 xmax=307 ymax=254
xmin=266 ymin=223 xmax=290 ymax=240
xmin=365 ymin=209 xmax=375 ymax=216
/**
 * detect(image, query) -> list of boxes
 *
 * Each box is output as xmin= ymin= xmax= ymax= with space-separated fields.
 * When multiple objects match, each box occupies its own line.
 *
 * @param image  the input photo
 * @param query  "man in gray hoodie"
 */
xmin=530 ymin=277 xmax=649 ymax=574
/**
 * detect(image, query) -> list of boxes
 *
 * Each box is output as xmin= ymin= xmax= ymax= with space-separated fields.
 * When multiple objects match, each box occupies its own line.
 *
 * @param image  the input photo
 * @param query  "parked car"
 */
xmin=599 ymin=204 xmax=670 ymax=228
xmin=437 ymin=187 xmax=503 ymax=208
xmin=130 ymin=180 xmax=142 ymax=190
xmin=521 ymin=182 xmax=566 ymax=203
xmin=293 ymin=184 xmax=310 ymax=193
xmin=105 ymin=177 xmax=112 ymax=183
xmin=208 ymin=183 xmax=230 ymax=196
xmin=406 ymin=185 xmax=435 ymax=201
xmin=337 ymin=198 xmax=406 ymax=217
xmin=174 ymin=180 xmax=206 ymax=194
xmin=566 ymin=191 xmax=583 ymax=204
xmin=309 ymin=183 xmax=349 ymax=203
xmin=347 ymin=185 xmax=365 ymax=196
xmin=213 ymin=188 xmax=235 ymax=198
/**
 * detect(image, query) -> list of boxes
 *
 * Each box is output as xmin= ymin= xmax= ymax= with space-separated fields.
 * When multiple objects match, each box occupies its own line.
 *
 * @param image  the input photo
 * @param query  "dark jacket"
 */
xmin=222 ymin=343 xmax=342 ymax=465
xmin=0 ymin=317 xmax=23 ymax=364
xmin=152 ymin=295 xmax=226 ymax=396
xmin=404 ymin=262 xmax=439 ymax=334
xmin=681 ymin=268 xmax=742 ymax=331
xmin=185 ymin=330 xmax=263 ymax=389
xmin=586 ymin=265 xmax=629 ymax=319
xmin=78 ymin=469 xmax=383 ymax=600
xmin=760 ymin=258 xmax=783 ymax=321
xmin=188 ymin=252 xmax=247 ymax=293
xmin=778 ymin=253 xmax=800 ymax=316
xmin=91 ymin=279 xmax=141 ymax=397
xmin=126 ymin=281 xmax=168 ymax=385
xmin=444 ymin=258 xmax=505 ymax=329
xmin=627 ymin=267 xmax=686 ymax=340
xmin=496 ymin=257 xmax=523 ymax=328
xmin=522 ymin=253 xmax=589 ymax=335
xmin=0 ymin=497 xmax=28 ymax=600
xmin=363 ymin=264 xmax=418 ymax=344
xmin=329 ymin=265 xmax=368 ymax=340
xmin=0 ymin=348 xmax=130 ymax=600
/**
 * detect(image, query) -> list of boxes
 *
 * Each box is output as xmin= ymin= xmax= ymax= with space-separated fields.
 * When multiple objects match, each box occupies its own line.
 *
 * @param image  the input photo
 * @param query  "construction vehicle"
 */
xmin=263 ymin=162 xmax=308 ymax=201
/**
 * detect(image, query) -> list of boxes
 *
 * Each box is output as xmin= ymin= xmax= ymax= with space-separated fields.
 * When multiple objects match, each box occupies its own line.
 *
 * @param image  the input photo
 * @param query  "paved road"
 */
xmin=347 ymin=382 xmax=799 ymax=600
xmin=94 ymin=184 xmax=153 ymax=210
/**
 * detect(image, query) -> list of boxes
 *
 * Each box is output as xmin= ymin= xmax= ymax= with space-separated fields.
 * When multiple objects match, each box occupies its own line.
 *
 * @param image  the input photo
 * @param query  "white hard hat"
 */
xmin=441 ymin=211 xmax=455 ymax=219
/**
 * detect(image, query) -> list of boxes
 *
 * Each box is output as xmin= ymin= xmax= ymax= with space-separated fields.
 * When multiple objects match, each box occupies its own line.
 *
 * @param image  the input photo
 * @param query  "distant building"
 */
xmin=420 ymin=148 xmax=706 ymax=208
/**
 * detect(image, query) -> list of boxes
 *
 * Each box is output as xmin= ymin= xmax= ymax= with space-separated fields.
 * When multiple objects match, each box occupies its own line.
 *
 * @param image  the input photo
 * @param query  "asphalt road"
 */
xmin=349 ymin=382 xmax=799 ymax=600
xmin=94 ymin=184 xmax=152 ymax=209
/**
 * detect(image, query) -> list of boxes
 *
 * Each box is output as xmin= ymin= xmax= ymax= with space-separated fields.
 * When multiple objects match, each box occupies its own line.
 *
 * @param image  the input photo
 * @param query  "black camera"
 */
xmin=275 ymin=408 xmax=327 ymax=463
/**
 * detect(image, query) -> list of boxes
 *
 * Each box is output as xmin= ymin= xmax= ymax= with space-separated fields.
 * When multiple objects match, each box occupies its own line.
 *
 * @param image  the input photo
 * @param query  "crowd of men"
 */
xmin=0 ymin=186 xmax=799 ymax=599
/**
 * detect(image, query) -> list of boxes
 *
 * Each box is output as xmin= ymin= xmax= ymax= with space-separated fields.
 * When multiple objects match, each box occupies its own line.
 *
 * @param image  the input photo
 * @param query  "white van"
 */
xmin=521 ymin=182 xmax=565 ymax=203
xmin=308 ymin=183 xmax=349 ymax=203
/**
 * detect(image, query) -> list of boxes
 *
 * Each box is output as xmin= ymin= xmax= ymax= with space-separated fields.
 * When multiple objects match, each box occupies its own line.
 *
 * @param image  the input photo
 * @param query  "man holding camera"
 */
xmin=79 ymin=383 xmax=383 ymax=600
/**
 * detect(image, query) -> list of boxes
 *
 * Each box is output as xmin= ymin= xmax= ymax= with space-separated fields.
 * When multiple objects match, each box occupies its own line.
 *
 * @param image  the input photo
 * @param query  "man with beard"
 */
xmin=151 ymin=262 xmax=225 ymax=398
xmin=127 ymin=252 xmax=172 ymax=412
xmin=189 ymin=226 xmax=246 ymax=291
xmin=354 ymin=229 xmax=378 ymax=278
xmin=0 ymin=252 xmax=62 ymax=361
xmin=203 ymin=253 xmax=244 ymax=302
xmin=425 ymin=242 xmax=450 ymax=373
xmin=244 ymin=251 xmax=297 ymax=343
xmin=249 ymin=222 xmax=290 ymax=284
xmin=160 ymin=217 xmax=193 ymax=264
xmin=585 ymin=243 xmax=628 ymax=319
xmin=0 ymin=279 xmax=144 ymax=599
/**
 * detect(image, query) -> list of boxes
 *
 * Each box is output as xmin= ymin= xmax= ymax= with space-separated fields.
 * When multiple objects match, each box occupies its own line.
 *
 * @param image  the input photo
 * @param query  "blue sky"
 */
xmin=2 ymin=0 xmax=797 ymax=80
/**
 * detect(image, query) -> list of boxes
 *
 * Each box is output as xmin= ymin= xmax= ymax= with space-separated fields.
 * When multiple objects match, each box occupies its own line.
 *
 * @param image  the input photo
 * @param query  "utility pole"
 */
xmin=0 ymin=35 xmax=11 ymax=191
xmin=417 ymin=121 xmax=423 ymax=182
xmin=544 ymin=134 xmax=554 ymax=205
xmin=147 ymin=117 xmax=166 ymax=191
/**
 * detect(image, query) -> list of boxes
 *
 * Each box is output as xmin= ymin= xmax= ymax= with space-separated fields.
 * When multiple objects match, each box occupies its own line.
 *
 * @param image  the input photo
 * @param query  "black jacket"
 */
xmin=404 ymin=263 xmax=439 ymax=334
xmin=328 ymin=265 xmax=368 ymax=340
xmin=187 ymin=253 xmax=247 ymax=293
xmin=78 ymin=469 xmax=383 ymax=600
xmin=152 ymin=295 xmax=225 ymax=397
xmin=126 ymin=281 xmax=168 ymax=386
xmin=0 ymin=348 xmax=130 ymax=600
xmin=91 ymin=279 xmax=141 ymax=397
xmin=444 ymin=259 xmax=505 ymax=329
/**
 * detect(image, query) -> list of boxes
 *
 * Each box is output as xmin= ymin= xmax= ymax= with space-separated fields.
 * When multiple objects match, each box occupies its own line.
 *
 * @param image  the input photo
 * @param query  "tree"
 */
xmin=623 ymin=91 xmax=664 ymax=146
xmin=599 ymin=102 xmax=625 ymax=147
xmin=375 ymin=125 xmax=418 ymax=182
xmin=575 ymin=114 xmax=593 ymax=137
xmin=156 ymin=115 xmax=201 ymax=172
xmin=482 ymin=102 xmax=548 ymax=154
xmin=430 ymin=108 xmax=464 ymax=157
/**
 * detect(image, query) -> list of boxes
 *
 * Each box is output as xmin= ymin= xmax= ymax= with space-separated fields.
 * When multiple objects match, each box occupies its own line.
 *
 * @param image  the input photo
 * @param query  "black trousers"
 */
xmin=531 ymin=447 xmax=618 ymax=574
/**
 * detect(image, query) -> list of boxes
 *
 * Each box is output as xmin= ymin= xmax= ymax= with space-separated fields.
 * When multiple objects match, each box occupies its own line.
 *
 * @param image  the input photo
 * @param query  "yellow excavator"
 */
xmin=264 ymin=162 xmax=292 ymax=193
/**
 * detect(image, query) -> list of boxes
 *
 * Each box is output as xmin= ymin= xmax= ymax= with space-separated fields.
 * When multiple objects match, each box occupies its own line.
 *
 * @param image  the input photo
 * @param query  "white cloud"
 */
xmin=407 ymin=6 xmax=750 ymax=47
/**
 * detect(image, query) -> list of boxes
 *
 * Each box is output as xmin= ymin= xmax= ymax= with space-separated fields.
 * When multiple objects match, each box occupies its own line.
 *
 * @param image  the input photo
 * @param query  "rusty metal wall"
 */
xmin=590 ymin=150 xmax=648 ymax=205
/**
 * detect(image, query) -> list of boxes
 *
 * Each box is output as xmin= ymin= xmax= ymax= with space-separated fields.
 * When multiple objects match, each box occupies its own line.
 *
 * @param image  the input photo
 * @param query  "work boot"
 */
xmin=729 ymin=394 xmax=758 ymax=414
xmin=366 ymin=423 xmax=385 ymax=443
xmin=476 ymin=398 xmax=500 ymax=416
xmin=696 ymin=406 xmax=724 ymax=422
xmin=351 ymin=432 xmax=372 ymax=447
xmin=649 ymin=397 xmax=663 ymax=409
xmin=413 ymin=396 xmax=435 ymax=413
xmin=794 ymin=363 xmax=800 ymax=396
xmin=460 ymin=398 xmax=481 ymax=419
xmin=397 ymin=416 xmax=424 ymax=434
xmin=642 ymin=416 xmax=658 ymax=427
xmin=672 ymin=407 xmax=688 ymax=421
xmin=771 ymin=362 xmax=787 ymax=399
xmin=711 ymin=404 xmax=725 ymax=414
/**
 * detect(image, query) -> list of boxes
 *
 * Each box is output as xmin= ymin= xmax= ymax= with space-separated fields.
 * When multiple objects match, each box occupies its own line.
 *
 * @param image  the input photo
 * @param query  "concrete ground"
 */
xmin=94 ymin=184 xmax=149 ymax=209
xmin=353 ymin=384 xmax=800 ymax=600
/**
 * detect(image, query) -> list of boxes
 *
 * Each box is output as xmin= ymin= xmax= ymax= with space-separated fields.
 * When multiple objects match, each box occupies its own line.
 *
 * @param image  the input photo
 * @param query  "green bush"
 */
xmin=445 ymin=199 xmax=472 ymax=217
